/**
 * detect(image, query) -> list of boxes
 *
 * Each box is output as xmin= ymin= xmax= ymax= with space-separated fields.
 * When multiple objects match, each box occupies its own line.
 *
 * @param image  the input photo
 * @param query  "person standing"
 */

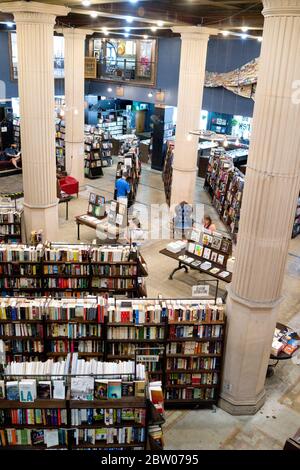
xmin=115 ymin=171 xmax=130 ymax=205
xmin=203 ymin=214 xmax=216 ymax=232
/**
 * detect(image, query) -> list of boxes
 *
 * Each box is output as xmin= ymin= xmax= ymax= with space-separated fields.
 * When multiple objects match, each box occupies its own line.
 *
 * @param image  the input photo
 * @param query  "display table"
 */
xmin=159 ymin=248 xmax=232 ymax=283
xmin=267 ymin=322 xmax=300 ymax=377
xmin=75 ymin=213 xmax=107 ymax=240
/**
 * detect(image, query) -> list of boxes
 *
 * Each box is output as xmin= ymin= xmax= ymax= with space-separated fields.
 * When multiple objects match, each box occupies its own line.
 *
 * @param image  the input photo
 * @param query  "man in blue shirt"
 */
xmin=115 ymin=172 xmax=130 ymax=201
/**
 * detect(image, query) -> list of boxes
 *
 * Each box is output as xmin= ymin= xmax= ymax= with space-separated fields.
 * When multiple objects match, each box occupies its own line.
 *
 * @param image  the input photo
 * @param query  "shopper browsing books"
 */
xmin=115 ymin=171 xmax=130 ymax=204
xmin=203 ymin=215 xmax=216 ymax=232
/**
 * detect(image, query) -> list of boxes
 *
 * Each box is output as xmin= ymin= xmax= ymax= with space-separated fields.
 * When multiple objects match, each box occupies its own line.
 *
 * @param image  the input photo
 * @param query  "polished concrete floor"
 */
xmin=1 ymin=160 xmax=300 ymax=450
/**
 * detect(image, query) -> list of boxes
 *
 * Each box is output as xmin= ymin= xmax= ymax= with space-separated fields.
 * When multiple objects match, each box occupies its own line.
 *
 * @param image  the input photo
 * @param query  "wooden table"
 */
xmin=75 ymin=214 xmax=107 ymax=240
xmin=58 ymin=194 xmax=72 ymax=220
xmin=159 ymin=248 xmax=232 ymax=283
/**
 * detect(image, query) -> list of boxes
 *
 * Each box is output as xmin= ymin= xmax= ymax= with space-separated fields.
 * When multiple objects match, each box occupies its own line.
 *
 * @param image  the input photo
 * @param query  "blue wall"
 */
xmin=0 ymin=31 xmax=260 ymax=117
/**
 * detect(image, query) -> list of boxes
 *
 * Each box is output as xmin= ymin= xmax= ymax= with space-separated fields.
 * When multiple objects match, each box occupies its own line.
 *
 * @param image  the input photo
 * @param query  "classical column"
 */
xmin=219 ymin=0 xmax=300 ymax=415
xmin=0 ymin=1 xmax=70 ymax=241
xmin=170 ymin=26 xmax=218 ymax=207
xmin=63 ymin=28 xmax=92 ymax=185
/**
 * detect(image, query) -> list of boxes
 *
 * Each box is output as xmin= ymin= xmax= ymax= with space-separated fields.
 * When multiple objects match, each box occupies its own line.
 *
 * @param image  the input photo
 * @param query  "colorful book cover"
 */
xmin=94 ymin=380 xmax=108 ymax=400
xmin=107 ymin=380 xmax=122 ymax=399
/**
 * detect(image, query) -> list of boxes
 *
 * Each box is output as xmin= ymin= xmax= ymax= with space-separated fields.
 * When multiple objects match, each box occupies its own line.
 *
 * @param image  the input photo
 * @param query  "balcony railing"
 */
xmin=95 ymin=57 xmax=157 ymax=86
xmin=11 ymin=59 xmax=65 ymax=80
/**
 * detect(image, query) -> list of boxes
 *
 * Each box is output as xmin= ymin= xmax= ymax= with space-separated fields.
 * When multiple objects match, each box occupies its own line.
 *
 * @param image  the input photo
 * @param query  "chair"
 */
xmin=58 ymin=175 xmax=79 ymax=198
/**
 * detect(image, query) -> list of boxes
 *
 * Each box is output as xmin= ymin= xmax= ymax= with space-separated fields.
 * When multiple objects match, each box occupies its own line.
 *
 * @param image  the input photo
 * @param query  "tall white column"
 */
xmin=170 ymin=26 xmax=218 ymax=207
xmin=63 ymin=28 xmax=92 ymax=185
xmin=0 ymin=2 xmax=70 ymax=241
xmin=219 ymin=0 xmax=300 ymax=415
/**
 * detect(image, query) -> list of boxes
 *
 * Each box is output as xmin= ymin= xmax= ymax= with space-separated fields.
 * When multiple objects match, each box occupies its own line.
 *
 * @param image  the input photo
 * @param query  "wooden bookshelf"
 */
xmin=162 ymin=141 xmax=174 ymax=206
xmin=0 ymin=209 xmax=22 ymax=243
xmin=114 ymin=145 xmax=141 ymax=207
xmin=55 ymin=119 xmax=65 ymax=171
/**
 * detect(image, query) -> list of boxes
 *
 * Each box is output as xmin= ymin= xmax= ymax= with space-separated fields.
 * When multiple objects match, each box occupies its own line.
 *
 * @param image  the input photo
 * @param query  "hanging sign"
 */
xmin=192 ymin=284 xmax=210 ymax=298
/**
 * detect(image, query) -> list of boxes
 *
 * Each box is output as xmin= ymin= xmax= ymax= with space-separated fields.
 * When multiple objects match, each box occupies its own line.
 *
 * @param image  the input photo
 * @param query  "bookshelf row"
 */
xmin=0 ymin=209 xmax=22 ymax=243
xmin=115 ymin=140 xmax=141 ymax=207
xmin=0 ymin=297 xmax=225 ymax=407
xmin=0 ymin=243 xmax=148 ymax=298
xmin=0 ymin=356 xmax=164 ymax=450
xmin=84 ymin=126 xmax=113 ymax=180
xmin=162 ymin=141 xmax=174 ymax=206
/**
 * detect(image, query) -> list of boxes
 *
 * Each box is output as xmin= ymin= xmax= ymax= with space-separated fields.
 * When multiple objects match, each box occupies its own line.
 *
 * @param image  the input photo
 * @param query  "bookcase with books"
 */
xmin=204 ymin=147 xmax=227 ymax=198
xmin=222 ymin=168 xmax=244 ymax=242
xmin=165 ymin=301 xmax=225 ymax=406
xmin=115 ymin=146 xmax=141 ymax=207
xmin=0 ymin=356 xmax=148 ymax=450
xmin=55 ymin=119 xmax=65 ymax=171
xmin=292 ymin=193 xmax=300 ymax=239
xmin=13 ymin=118 xmax=21 ymax=150
xmin=0 ymin=244 xmax=44 ymax=296
xmin=162 ymin=141 xmax=175 ymax=206
xmin=212 ymin=158 xmax=233 ymax=217
xmin=0 ymin=208 xmax=23 ymax=243
xmin=84 ymin=128 xmax=113 ymax=179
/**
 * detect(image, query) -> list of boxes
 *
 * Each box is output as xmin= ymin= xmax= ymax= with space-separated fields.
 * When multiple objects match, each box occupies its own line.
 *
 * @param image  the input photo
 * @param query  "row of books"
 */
xmin=166 ymin=357 xmax=220 ymax=370
xmin=46 ymin=323 xmax=102 ymax=339
xmin=91 ymin=278 xmax=135 ymax=290
xmin=0 ymin=297 xmax=225 ymax=323
xmin=44 ymin=278 xmax=90 ymax=289
xmin=169 ymin=324 xmax=223 ymax=339
xmin=43 ymin=265 xmax=90 ymax=275
xmin=0 ymin=323 xmax=44 ymax=338
xmin=166 ymin=388 xmax=216 ymax=400
xmin=8 ymin=340 xmax=43 ymax=354
xmin=70 ymin=408 xmax=146 ymax=426
xmin=0 ymin=209 xmax=22 ymax=224
xmin=73 ymin=427 xmax=145 ymax=445
xmin=166 ymin=341 xmax=222 ymax=355
xmin=0 ymin=408 xmax=68 ymax=426
xmin=0 ymin=278 xmax=42 ymax=289
xmin=48 ymin=340 xmax=103 ymax=354
xmin=0 ymin=245 xmax=43 ymax=262
xmin=167 ymin=372 xmax=219 ymax=385
xmin=90 ymin=265 xmax=137 ymax=276
xmin=0 ymin=265 xmax=40 ymax=276
xmin=0 ymin=428 xmax=69 ymax=447
xmin=0 ymin=226 xmax=21 ymax=236
xmin=107 ymin=326 xmax=165 ymax=340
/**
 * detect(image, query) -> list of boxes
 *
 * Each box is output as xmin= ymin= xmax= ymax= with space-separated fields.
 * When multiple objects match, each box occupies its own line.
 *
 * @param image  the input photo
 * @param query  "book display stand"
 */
xmin=160 ymin=227 xmax=233 ymax=283
xmin=84 ymin=127 xmax=113 ymax=180
xmin=75 ymin=192 xmax=107 ymax=240
xmin=114 ymin=146 xmax=141 ymax=208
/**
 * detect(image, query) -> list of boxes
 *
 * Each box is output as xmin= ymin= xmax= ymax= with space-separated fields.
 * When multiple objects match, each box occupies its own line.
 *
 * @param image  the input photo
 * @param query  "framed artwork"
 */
xmin=136 ymin=39 xmax=157 ymax=82
xmin=212 ymin=236 xmax=222 ymax=251
xmin=217 ymin=254 xmax=225 ymax=265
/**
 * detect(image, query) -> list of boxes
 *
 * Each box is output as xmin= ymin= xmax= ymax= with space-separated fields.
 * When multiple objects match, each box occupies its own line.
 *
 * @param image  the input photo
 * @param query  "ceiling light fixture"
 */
xmin=124 ymin=33 xmax=130 ymax=38
xmin=126 ymin=16 xmax=133 ymax=23
xmin=90 ymin=11 xmax=98 ymax=18
xmin=151 ymin=26 xmax=157 ymax=32
xmin=6 ymin=22 xmax=14 ymax=27
xmin=125 ymin=27 xmax=131 ymax=33
xmin=107 ymin=87 xmax=112 ymax=93
xmin=257 ymin=36 xmax=263 ymax=42
xmin=241 ymin=26 xmax=249 ymax=32
xmin=241 ymin=33 xmax=247 ymax=40
xmin=157 ymin=20 xmax=164 ymax=27
xmin=129 ymin=0 xmax=138 ymax=3
xmin=222 ymin=31 xmax=229 ymax=37
xmin=143 ymin=35 xmax=149 ymax=39
xmin=81 ymin=0 xmax=91 ymax=6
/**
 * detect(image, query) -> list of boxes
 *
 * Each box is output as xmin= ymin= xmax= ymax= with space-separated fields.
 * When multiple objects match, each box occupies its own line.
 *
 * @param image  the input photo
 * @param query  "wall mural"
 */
xmin=205 ymin=58 xmax=259 ymax=100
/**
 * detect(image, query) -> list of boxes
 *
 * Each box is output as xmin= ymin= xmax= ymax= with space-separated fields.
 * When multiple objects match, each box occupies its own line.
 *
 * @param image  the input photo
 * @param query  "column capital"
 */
xmin=263 ymin=0 xmax=300 ymax=17
xmin=60 ymin=27 xmax=94 ymax=39
xmin=0 ymin=1 xmax=70 ymax=23
xmin=172 ymin=25 xmax=219 ymax=40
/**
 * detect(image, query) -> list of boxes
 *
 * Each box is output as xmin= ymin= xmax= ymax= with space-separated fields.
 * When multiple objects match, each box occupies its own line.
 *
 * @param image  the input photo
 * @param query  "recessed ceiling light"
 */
xmin=107 ymin=87 xmax=112 ymax=93
xmin=124 ymin=32 xmax=130 ymax=38
xmin=6 ymin=22 xmax=14 ymax=27
xmin=125 ymin=27 xmax=131 ymax=33
xmin=241 ymin=33 xmax=247 ymax=40
xmin=129 ymin=0 xmax=138 ymax=3
xmin=151 ymin=26 xmax=157 ymax=32
xmin=90 ymin=11 xmax=98 ymax=18
xmin=143 ymin=35 xmax=149 ymax=39
xmin=157 ymin=20 xmax=164 ymax=27
xmin=241 ymin=26 xmax=248 ymax=32
xmin=257 ymin=36 xmax=263 ymax=42
xmin=126 ymin=16 xmax=133 ymax=23
xmin=222 ymin=31 xmax=229 ymax=37
xmin=81 ymin=0 xmax=91 ymax=6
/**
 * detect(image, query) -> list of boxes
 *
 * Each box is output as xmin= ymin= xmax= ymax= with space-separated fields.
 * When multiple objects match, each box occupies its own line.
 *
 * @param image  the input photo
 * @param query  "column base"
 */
xmin=218 ymin=389 xmax=266 ymax=415
xmin=24 ymin=203 xmax=59 ymax=242
xmin=65 ymin=142 xmax=85 ymax=186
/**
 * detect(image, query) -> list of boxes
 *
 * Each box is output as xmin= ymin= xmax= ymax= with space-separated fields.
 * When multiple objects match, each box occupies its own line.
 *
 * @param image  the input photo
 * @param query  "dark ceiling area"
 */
xmin=0 ymin=1 xmax=264 ymax=37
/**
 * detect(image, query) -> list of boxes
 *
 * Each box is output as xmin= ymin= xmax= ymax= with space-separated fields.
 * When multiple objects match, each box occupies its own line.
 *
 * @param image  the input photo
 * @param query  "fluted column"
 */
xmin=0 ymin=2 xmax=70 ymax=241
xmin=63 ymin=28 xmax=92 ymax=185
xmin=219 ymin=0 xmax=300 ymax=415
xmin=170 ymin=26 xmax=218 ymax=206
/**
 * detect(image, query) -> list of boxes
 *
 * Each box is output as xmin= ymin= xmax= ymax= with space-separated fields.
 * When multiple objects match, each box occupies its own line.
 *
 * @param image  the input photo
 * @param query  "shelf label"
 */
xmin=136 ymin=355 xmax=159 ymax=362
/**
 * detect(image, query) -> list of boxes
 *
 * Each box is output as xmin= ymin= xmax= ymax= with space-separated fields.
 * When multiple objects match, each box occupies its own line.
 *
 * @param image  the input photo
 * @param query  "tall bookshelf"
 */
xmin=84 ymin=127 xmax=113 ymax=180
xmin=222 ymin=168 xmax=244 ymax=242
xmin=0 ymin=209 xmax=23 ymax=243
xmin=13 ymin=118 xmax=20 ymax=151
xmin=55 ymin=119 xmax=65 ymax=171
xmin=115 ymin=146 xmax=141 ymax=207
xmin=162 ymin=141 xmax=174 ymax=206
xmin=292 ymin=193 xmax=300 ymax=238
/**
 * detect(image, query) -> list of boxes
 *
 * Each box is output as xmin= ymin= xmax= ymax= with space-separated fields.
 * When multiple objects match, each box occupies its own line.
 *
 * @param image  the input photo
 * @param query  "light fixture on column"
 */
xmin=116 ymin=86 xmax=124 ymax=97
xmin=148 ymin=91 xmax=153 ymax=98
xmin=223 ymin=138 xmax=228 ymax=147
xmin=155 ymin=89 xmax=165 ymax=102
xmin=74 ymin=108 xmax=78 ymax=115
xmin=90 ymin=11 xmax=98 ymax=18
xmin=235 ymin=138 xmax=240 ymax=146
xmin=60 ymin=109 xmax=65 ymax=117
